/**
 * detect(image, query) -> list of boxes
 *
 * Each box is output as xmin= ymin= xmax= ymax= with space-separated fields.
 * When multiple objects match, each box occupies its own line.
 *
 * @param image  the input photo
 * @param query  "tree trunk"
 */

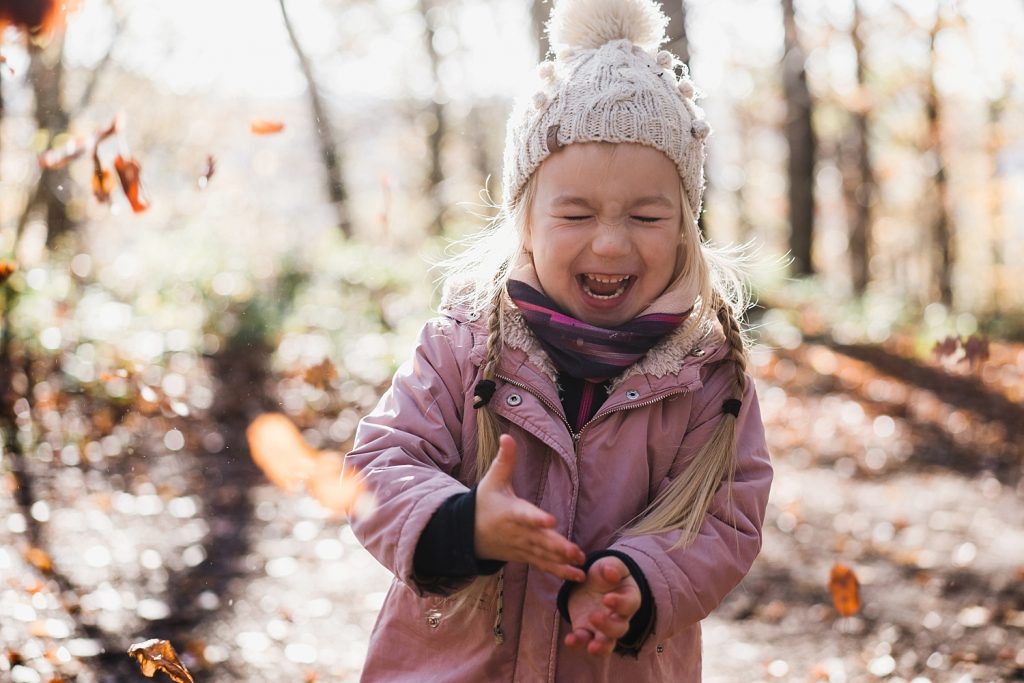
xmin=847 ymin=0 xmax=875 ymax=295
xmin=660 ymin=0 xmax=691 ymax=68
xmin=533 ymin=0 xmax=551 ymax=61
xmin=27 ymin=35 xmax=75 ymax=249
xmin=419 ymin=0 xmax=447 ymax=236
xmin=927 ymin=13 xmax=953 ymax=306
xmin=278 ymin=0 xmax=351 ymax=238
xmin=781 ymin=0 xmax=816 ymax=277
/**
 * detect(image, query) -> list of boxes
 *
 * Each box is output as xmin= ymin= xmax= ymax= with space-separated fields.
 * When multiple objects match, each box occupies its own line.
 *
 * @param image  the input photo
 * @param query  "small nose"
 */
xmin=590 ymin=223 xmax=631 ymax=258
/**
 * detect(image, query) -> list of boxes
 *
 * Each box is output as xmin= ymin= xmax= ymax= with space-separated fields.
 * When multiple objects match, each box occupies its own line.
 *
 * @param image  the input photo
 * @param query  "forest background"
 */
xmin=1 ymin=0 xmax=1023 ymax=681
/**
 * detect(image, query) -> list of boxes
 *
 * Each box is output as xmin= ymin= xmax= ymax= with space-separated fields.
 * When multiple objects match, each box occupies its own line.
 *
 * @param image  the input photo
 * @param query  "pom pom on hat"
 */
xmin=655 ymin=50 xmax=674 ymax=68
xmin=691 ymin=119 xmax=711 ymax=140
xmin=537 ymin=61 xmax=556 ymax=81
xmin=532 ymin=91 xmax=549 ymax=109
xmin=547 ymin=0 xmax=669 ymax=52
xmin=678 ymin=79 xmax=695 ymax=99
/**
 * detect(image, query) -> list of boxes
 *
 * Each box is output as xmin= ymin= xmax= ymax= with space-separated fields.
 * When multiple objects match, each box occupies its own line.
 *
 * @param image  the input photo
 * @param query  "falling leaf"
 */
xmin=304 ymin=358 xmax=338 ymax=390
xmin=114 ymin=154 xmax=150 ymax=212
xmin=246 ymin=413 xmax=368 ymax=515
xmin=250 ymin=119 xmax=285 ymax=135
xmin=127 ymin=639 xmax=194 ymax=683
xmin=92 ymin=163 xmax=115 ymax=203
xmin=197 ymin=154 xmax=216 ymax=189
xmin=246 ymin=413 xmax=317 ymax=492
xmin=828 ymin=563 xmax=860 ymax=617
xmin=0 ymin=260 xmax=17 ymax=285
xmin=0 ymin=0 xmax=79 ymax=34
xmin=25 ymin=546 xmax=53 ymax=573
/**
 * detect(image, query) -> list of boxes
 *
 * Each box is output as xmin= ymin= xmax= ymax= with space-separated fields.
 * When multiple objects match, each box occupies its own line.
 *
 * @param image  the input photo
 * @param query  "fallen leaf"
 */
xmin=250 ymin=119 xmax=285 ymax=135
xmin=828 ymin=563 xmax=860 ymax=617
xmin=304 ymin=358 xmax=338 ymax=390
xmin=114 ymin=154 xmax=149 ymax=212
xmin=961 ymin=335 xmax=989 ymax=369
xmin=127 ymin=639 xmax=194 ymax=683
xmin=932 ymin=335 xmax=959 ymax=361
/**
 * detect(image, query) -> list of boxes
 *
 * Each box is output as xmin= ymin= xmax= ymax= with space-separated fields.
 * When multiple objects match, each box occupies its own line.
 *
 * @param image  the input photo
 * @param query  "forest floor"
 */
xmin=3 ymin=332 xmax=1022 ymax=683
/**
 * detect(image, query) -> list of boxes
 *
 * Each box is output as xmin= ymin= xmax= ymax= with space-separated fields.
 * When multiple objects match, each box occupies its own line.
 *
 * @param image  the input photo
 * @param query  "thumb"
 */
xmin=594 ymin=556 xmax=629 ymax=588
xmin=485 ymin=434 xmax=517 ymax=486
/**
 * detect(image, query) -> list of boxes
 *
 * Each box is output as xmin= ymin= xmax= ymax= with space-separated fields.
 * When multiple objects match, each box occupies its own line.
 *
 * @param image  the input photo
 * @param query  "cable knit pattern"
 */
xmin=501 ymin=0 xmax=710 ymax=217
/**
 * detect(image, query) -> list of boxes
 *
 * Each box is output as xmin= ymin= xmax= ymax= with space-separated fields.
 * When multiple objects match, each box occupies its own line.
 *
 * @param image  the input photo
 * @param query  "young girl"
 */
xmin=345 ymin=0 xmax=773 ymax=679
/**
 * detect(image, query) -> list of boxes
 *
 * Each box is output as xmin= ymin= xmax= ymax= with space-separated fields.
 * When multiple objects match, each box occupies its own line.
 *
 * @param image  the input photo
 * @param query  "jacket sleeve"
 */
xmin=344 ymin=316 xmax=478 ymax=596
xmin=609 ymin=363 xmax=773 ymax=642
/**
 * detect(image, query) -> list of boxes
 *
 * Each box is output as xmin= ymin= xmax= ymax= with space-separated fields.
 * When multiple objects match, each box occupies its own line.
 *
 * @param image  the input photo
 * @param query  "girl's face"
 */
xmin=525 ymin=142 xmax=684 ymax=327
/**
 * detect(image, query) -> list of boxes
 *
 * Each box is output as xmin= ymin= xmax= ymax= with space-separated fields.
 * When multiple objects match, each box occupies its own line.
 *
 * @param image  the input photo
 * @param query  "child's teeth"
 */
xmin=582 ymin=275 xmax=629 ymax=299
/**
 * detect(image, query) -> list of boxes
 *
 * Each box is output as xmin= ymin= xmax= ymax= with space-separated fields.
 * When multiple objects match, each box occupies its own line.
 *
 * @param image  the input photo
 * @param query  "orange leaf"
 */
xmin=127 ymin=639 xmax=194 ymax=683
xmin=0 ymin=0 xmax=79 ymax=34
xmin=250 ymin=119 xmax=285 ymax=135
xmin=828 ymin=563 xmax=861 ymax=617
xmin=92 ymin=165 xmax=115 ymax=203
xmin=246 ymin=413 xmax=317 ymax=492
xmin=25 ymin=546 xmax=53 ymax=573
xmin=304 ymin=358 xmax=338 ymax=390
xmin=0 ymin=260 xmax=17 ymax=285
xmin=246 ymin=413 xmax=370 ymax=516
xmin=114 ymin=154 xmax=149 ymax=212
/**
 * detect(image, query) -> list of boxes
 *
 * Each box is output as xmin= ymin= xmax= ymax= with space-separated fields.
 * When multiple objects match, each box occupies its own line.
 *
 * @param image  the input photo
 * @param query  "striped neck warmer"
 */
xmin=506 ymin=279 xmax=692 ymax=382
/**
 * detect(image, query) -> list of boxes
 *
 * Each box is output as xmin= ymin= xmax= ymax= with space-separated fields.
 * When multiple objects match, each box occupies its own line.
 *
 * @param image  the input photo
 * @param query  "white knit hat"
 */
xmin=501 ymin=0 xmax=711 ymax=217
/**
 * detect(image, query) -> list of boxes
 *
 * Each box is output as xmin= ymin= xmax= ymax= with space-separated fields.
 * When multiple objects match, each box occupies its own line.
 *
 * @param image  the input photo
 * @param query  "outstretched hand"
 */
xmin=475 ymin=435 xmax=586 ymax=582
xmin=565 ymin=556 xmax=642 ymax=656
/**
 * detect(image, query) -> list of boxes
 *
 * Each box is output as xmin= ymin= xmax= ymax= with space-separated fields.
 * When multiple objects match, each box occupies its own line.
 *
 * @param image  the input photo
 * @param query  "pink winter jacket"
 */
xmin=345 ymin=297 xmax=773 ymax=682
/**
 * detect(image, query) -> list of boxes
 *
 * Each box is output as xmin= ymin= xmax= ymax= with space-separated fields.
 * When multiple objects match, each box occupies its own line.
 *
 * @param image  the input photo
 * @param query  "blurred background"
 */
xmin=1 ymin=0 xmax=1022 ymax=681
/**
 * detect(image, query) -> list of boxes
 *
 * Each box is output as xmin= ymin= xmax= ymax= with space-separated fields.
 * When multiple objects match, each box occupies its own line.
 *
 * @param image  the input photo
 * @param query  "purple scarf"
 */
xmin=507 ymin=280 xmax=691 ymax=382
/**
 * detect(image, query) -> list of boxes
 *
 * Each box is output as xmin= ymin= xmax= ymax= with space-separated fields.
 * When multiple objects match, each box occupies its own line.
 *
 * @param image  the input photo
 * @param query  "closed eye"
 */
xmin=562 ymin=215 xmax=592 ymax=221
xmin=631 ymin=216 xmax=665 ymax=223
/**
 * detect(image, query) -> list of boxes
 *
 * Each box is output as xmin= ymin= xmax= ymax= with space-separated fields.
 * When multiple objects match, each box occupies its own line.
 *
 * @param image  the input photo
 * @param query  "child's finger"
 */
xmin=565 ymin=628 xmax=593 ymax=649
xmin=586 ymin=632 xmax=614 ymax=656
xmin=535 ymin=559 xmax=586 ymax=583
xmin=485 ymin=434 xmax=518 ymax=486
xmin=596 ymin=556 xmax=629 ymax=585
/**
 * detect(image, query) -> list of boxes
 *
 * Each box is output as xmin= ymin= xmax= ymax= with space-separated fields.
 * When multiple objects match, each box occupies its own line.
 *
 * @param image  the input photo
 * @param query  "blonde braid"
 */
xmin=622 ymin=294 xmax=749 ymax=548
xmin=471 ymin=286 xmax=505 ymax=483
xmin=715 ymin=298 xmax=748 ymax=397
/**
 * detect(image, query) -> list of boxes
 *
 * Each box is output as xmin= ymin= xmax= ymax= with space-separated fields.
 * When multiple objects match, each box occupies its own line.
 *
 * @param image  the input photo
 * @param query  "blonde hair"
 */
xmin=437 ymin=171 xmax=752 ymax=628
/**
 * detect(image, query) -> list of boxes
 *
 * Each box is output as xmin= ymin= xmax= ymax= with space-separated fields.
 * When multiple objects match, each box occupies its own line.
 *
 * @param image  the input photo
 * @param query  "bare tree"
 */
xmin=418 ymin=0 xmax=448 ymax=236
xmin=926 ymin=7 xmax=954 ymax=305
xmin=25 ymin=35 xmax=75 ymax=248
xmin=533 ymin=0 xmax=551 ymax=61
xmin=278 ymin=0 xmax=352 ymax=238
xmin=660 ymin=0 xmax=691 ymax=67
xmin=846 ymin=0 xmax=876 ymax=294
xmin=781 ymin=0 xmax=817 ymax=277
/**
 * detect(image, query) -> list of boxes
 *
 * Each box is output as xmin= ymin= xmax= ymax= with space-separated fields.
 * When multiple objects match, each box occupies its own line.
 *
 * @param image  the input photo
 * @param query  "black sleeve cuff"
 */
xmin=556 ymin=549 xmax=656 ymax=657
xmin=413 ymin=485 xmax=505 ymax=581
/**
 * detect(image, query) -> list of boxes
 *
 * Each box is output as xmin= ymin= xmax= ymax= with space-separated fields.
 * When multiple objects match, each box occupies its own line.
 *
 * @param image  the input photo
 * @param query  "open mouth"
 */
xmin=578 ymin=274 xmax=634 ymax=300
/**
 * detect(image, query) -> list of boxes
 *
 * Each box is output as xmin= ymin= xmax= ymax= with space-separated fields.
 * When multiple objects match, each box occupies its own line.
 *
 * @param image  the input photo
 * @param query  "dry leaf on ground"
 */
xmin=127 ymin=639 xmax=194 ymax=683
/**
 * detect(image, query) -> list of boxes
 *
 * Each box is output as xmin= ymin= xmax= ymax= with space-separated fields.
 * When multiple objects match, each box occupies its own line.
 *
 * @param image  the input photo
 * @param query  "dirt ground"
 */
xmin=3 ymin=335 xmax=1023 ymax=683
